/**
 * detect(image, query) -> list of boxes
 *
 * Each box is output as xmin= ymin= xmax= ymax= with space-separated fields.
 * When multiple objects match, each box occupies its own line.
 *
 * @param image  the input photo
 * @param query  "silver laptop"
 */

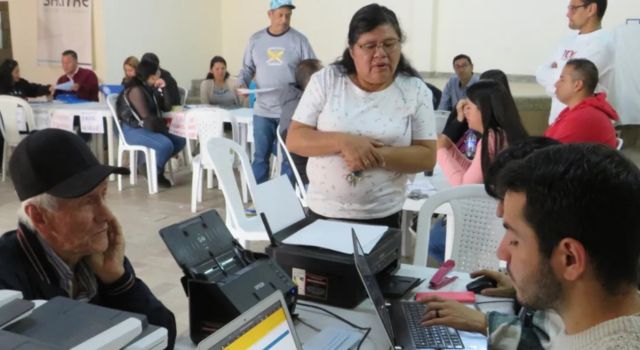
xmin=197 ymin=291 xmax=302 ymax=350
xmin=352 ymin=230 xmax=465 ymax=350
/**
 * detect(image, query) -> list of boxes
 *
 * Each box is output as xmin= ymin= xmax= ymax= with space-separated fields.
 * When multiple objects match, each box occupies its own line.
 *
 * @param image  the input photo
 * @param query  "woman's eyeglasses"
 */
xmin=356 ymin=40 xmax=400 ymax=55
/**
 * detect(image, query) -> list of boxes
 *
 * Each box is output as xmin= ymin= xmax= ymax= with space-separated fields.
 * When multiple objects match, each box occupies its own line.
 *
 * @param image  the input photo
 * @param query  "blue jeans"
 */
xmin=121 ymin=124 xmax=186 ymax=172
xmin=428 ymin=217 xmax=447 ymax=264
xmin=251 ymin=115 xmax=279 ymax=184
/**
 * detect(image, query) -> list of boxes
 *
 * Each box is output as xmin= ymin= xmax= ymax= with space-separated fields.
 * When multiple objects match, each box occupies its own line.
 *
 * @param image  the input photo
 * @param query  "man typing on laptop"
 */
xmin=421 ymin=143 xmax=640 ymax=349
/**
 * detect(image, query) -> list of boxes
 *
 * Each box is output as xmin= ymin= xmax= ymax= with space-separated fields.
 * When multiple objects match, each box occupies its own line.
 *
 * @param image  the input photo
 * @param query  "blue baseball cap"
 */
xmin=270 ymin=0 xmax=295 ymax=10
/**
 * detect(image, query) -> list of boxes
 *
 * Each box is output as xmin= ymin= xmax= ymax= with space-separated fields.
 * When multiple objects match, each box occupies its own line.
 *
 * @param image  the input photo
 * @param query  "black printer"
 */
xmin=262 ymin=214 xmax=402 ymax=309
xmin=159 ymin=210 xmax=297 ymax=344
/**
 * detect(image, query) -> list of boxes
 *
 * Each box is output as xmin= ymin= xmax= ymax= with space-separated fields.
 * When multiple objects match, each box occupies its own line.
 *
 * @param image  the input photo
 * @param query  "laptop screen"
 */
xmin=352 ymin=230 xmax=396 ymax=344
xmin=197 ymin=292 xmax=301 ymax=350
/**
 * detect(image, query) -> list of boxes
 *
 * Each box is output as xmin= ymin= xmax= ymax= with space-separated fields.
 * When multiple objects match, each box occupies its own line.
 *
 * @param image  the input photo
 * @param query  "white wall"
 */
xmin=101 ymin=0 xmax=221 ymax=88
xmin=218 ymin=0 xmax=439 ymax=75
xmin=7 ymin=0 xmax=640 ymax=87
xmin=7 ymin=0 xmax=75 ymax=87
xmin=7 ymin=0 xmax=221 ymax=90
xmin=433 ymin=0 xmax=639 ymax=75
xmin=219 ymin=0 xmax=640 ymax=76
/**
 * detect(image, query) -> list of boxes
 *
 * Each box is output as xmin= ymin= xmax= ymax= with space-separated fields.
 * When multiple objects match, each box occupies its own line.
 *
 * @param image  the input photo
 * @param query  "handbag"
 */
xmin=123 ymin=90 xmax=169 ymax=134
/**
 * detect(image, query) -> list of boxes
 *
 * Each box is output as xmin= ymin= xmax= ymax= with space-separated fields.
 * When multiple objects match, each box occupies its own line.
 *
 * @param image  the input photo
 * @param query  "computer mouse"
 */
xmin=466 ymin=276 xmax=497 ymax=294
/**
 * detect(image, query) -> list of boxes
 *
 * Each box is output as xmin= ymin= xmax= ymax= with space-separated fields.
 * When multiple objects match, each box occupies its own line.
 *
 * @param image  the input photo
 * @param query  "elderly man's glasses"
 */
xmin=356 ymin=40 xmax=400 ymax=55
xmin=567 ymin=4 xmax=588 ymax=12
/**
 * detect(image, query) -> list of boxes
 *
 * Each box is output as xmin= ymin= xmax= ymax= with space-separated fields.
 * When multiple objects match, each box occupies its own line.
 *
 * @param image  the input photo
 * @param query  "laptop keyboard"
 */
xmin=403 ymin=303 xmax=464 ymax=349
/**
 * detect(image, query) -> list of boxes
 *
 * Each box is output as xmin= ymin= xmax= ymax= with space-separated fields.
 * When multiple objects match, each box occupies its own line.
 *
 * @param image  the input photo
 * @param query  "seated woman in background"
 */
xmin=0 ymin=59 xmax=53 ymax=98
xmin=441 ymin=69 xmax=512 ymax=158
xmin=116 ymin=59 xmax=185 ymax=188
xmin=437 ymin=79 xmax=528 ymax=185
xmin=200 ymin=56 xmax=245 ymax=107
xmin=121 ymin=56 xmax=139 ymax=85
xmin=429 ymin=79 xmax=527 ymax=263
xmin=287 ymin=4 xmax=436 ymax=228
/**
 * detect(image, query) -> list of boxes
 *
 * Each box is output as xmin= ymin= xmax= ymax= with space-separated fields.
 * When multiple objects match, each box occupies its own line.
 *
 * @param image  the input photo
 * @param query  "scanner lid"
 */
xmin=159 ymin=210 xmax=245 ymax=279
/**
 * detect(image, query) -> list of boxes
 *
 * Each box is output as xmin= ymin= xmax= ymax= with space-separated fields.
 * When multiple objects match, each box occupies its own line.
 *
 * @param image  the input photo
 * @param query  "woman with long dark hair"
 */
xmin=116 ymin=59 xmax=185 ymax=188
xmin=0 ymin=59 xmax=53 ymax=98
xmin=287 ymin=4 xmax=437 ymax=228
xmin=441 ymin=69 xmax=512 ymax=157
xmin=437 ymin=79 xmax=528 ymax=185
xmin=199 ymin=56 xmax=245 ymax=107
xmin=429 ymin=79 xmax=528 ymax=264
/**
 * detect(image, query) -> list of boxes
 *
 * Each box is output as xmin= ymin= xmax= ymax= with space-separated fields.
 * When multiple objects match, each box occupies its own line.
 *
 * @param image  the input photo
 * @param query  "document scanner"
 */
xmin=6 ymin=296 xmax=167 ymax=350
xmin=159 ymin=210 xmax=297 ymax=344
xmin=0 ymin=329 xmax=62 ymax=349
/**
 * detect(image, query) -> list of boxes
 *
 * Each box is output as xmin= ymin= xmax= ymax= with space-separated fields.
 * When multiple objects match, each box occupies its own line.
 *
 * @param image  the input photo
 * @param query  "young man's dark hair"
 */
xmin=497 ymin=143 xmax=640 ymax=293
xmin=141 ymin=52 xmax=160 ymax=66
xmin=484 ymin=136 xmax=560 ymax=199
xmin=583 ymin=0 xmax=607 ymax=19
xmin=62 ymin=50 xmax=78 ymax=60
xmin=452 ymin=54 xmax=472 ymax=65
xmin=565 ymin=58 xmax=599 ymax=95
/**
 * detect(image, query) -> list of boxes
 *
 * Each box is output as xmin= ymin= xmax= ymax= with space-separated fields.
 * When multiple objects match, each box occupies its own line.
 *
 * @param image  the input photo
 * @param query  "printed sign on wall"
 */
xmin=37 ymin=0 xmax=93 ymax=67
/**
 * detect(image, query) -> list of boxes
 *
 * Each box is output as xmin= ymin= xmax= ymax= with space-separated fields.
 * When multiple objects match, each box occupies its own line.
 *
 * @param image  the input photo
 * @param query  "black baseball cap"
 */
xmin=9 ymin=129 xmax=130 ymax=201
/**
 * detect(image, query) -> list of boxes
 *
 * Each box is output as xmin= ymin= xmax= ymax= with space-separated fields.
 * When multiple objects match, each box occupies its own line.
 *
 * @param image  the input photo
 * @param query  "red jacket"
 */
xmin=544 ymin=93 xmax=619 ymax=148
xmin=54 ymin=67 xmax=99 ymax=101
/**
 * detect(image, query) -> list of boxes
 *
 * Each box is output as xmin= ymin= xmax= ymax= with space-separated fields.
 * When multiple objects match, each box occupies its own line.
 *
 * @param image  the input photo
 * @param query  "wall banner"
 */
xmin=37 ymin=0 xmax=93 ymax=67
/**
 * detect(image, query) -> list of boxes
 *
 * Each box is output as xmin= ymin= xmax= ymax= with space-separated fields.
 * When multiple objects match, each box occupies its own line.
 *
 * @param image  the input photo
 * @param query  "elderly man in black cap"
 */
xmin=0 ymin=129 xmax=176 ymax=349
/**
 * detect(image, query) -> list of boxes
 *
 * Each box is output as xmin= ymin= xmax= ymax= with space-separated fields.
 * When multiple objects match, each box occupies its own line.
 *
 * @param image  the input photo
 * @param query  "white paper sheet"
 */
xmin=55 ymin=81 xmax=74 ymax=91
xmin=283 ymin=219 xmax=387 ymax=254
xmin=49 ymin=112 xmax=74 ymax=131
xmin=303 ymin=326 xmax=362 ymax=350
xmin=406 ymin=173 xmax=438 ymax=198
xmin=79 ymin=111 xmax=104 ymax=134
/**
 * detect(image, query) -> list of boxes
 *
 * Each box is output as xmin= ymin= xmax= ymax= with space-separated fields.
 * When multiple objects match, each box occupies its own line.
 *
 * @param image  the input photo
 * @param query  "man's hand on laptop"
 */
xmin=418 ymin=295 xmax=487 ymax=335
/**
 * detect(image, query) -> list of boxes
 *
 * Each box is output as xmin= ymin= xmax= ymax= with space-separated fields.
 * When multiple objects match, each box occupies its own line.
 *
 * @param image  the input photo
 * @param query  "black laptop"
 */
xmin=352 ymin=231 xmax=464 ymax=349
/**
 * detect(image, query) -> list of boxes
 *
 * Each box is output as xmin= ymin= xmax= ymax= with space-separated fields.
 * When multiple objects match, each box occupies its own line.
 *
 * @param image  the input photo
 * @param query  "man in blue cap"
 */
xmin=237 ymin=0 xmax=316 ymax=184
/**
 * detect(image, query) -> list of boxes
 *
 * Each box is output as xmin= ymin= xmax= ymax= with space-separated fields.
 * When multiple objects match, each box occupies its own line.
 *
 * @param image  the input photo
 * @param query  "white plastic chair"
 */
xmin=177 ymin=86 xmax=192 ymax=166
xmin=106 ymin=93 xmax=172 ymax=194
xmin=276 ymin=125 xmax=307 ymax=205
xmin=190 ymin=108 xmax=239 ymax=212
xmin=616 ymin=137 xmax=624 ymax=150
xmin=413 ymin=184 xmax=504 ymax=273
xmin=269 ymin=137 xmax=283 ymax=180
xmin=204 ymin=137 xmax=267 ymax=247
xmin=434 ymin=110 xmax=449 ymax=134
xmin=254 ymin=175 xmax=306 ymax=233
xmin=0 ymin=96 xmax=36 ymax=181
xmin=177 ymin=87 xmax=188 ymax=106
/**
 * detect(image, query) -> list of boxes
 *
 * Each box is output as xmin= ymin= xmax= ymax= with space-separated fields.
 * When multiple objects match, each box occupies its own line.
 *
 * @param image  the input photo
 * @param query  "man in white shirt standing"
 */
xmin=536 ymin=0 xmax=614 ymax=124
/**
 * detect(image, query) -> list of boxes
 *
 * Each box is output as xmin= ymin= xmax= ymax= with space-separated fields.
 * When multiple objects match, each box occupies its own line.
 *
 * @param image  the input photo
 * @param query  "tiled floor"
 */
xmin=0 ymin=165 xmax=225 ymax=336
